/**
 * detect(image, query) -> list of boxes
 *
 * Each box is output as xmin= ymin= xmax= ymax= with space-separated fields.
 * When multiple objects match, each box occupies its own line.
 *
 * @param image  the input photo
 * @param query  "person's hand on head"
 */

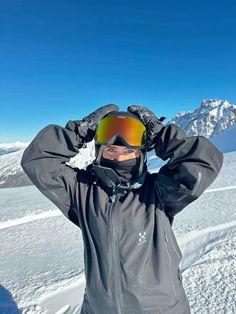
xmin=127 ymin=105 xmax=166 ymax=151
xmin=65 ymin=104 xmax=119 ymax=143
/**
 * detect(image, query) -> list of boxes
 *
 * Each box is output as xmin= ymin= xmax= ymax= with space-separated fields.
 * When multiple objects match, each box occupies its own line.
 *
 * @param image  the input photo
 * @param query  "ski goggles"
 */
xmin=95 ymin=114 xmax=147 ymax=148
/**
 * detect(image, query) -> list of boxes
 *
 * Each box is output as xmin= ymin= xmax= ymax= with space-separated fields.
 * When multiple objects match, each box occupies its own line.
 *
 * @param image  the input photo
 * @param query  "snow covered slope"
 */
xmin=0 ymin=151 xmax=235 ymax=314
xmin=169 ymin=99 xmax=236 ymax=138
xmin=210 ymin=123 xmax=236 ymax=153
xmin=0 ymin=141 xmax=29 ymax=156
xmin=0 ymin=142 xmax=95 ymax=188
xmin=0 ymin=150 xmax=31 ymax=188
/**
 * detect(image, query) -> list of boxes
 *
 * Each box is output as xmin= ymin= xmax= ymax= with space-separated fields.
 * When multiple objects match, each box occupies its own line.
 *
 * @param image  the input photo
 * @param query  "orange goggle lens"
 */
xmin=95 ymin=115 xmax=147 ymax=147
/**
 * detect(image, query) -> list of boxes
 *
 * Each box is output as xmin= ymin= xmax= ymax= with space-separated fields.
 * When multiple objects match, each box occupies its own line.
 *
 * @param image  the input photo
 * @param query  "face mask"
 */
xmin=100 ymin=156 xmax=140 ymax=183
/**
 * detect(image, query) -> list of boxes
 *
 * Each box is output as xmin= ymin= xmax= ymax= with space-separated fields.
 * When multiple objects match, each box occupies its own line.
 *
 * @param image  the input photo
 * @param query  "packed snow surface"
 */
xmin=0 ymin=150 xmax=236 ymax=314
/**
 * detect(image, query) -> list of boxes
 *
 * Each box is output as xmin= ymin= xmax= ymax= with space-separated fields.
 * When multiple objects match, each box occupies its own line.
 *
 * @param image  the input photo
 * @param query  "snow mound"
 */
xmin=179 ymin=220 xmax=236 ymax=271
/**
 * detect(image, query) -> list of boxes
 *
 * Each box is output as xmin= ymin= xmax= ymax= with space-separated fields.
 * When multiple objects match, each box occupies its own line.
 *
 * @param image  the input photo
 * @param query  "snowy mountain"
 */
xmin=0 ymin=142 xmax=95 ymax=188
xmin=169 ymin=99 xmax=236 ymax=138
xmin=0 ymin=143 xmax=30 ymax=187
xmin=0 ymin=150 xmax=31 ymax=188
xmin=0 ymin=141 xmax=29 ymax=156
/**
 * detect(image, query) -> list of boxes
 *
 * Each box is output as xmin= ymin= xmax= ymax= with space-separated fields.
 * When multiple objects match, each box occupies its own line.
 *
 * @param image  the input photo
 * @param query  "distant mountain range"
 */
xmin=0 ymin=141 xmax=95 ymax=188
xmin=0 ymin=141 xmax=29 ymax=156
xmin=0 ymin=99 xmax=236 ymax=188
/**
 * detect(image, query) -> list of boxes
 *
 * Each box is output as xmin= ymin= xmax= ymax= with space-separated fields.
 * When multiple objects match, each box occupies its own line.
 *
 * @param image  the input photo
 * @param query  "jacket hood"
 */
xmin=90 ymin=147 xmax=147 ymax=193
xmin=92 ymin=162 xmax=148 ymax=193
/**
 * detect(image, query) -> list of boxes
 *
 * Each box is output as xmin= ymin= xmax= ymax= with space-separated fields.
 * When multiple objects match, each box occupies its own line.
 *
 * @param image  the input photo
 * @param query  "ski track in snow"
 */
xmin=1 ymin=185 xmax=236 ymax=231
xmin=204 ymin=185 xmax=236 ymax=193
xmin=0 ymin=211 xmax=61 ymax=230
xmin=179 ymin=220 xmax=236 ymax=272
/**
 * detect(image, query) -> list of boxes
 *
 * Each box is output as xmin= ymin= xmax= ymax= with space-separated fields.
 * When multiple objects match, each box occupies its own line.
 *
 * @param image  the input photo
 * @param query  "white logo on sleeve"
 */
xmin=138 ymin=231 xmax=146 ymax=245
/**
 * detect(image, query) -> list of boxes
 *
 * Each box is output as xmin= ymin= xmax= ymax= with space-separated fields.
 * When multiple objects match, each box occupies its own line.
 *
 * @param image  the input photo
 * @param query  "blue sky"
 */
xmin=1 ymin=0 xmax=236 ymax=142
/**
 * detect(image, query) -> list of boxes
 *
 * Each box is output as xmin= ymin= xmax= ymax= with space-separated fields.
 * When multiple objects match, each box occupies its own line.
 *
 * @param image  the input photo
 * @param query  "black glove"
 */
xmin=127 ymin=105 xmax=166 ymax=151
xmin=65 ymin=104 xmax=119 ymax=143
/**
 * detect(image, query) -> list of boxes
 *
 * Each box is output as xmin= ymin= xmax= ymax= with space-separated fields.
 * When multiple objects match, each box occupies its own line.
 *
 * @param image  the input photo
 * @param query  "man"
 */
xmin=21 ymin=104 xmax=223 ymax=314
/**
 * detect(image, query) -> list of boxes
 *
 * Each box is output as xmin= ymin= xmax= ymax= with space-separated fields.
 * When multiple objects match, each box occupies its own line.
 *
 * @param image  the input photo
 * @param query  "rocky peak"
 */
xmin=169 ymin=99 xmax=236 ymax=138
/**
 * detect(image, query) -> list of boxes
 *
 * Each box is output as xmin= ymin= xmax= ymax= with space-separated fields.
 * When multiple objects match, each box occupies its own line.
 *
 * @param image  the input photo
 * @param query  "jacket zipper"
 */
xmin=164 ymin=228 xmax=177 ymax=297
xmin=110 ymin=191 xmax=123 ymax=314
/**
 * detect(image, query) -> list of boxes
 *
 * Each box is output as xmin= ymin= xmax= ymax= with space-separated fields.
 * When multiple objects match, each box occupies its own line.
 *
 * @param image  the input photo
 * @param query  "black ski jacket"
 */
xmin=21 ymin=122 xmax=223 ymax=314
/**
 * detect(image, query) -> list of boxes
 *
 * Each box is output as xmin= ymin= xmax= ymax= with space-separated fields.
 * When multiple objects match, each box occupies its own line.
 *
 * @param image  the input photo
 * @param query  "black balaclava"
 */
xmin=100 ymin=156 xmax=141 ymax=184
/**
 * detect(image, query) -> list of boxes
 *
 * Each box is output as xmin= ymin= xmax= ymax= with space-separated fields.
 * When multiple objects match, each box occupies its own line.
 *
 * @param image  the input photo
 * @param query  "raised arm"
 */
xmin=153 ymin=123 xmax=223 ymax=218
xmin=21 ymin=104 xmax=118 ymax=226
xmin=127 ymin=105 xmax=223 ymax=219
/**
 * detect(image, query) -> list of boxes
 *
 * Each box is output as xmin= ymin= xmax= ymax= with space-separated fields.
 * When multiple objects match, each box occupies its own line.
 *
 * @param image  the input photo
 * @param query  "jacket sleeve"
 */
xmin=21 ymin=123 xmax=85 ymax=228
xmin=154 ymin=123 xmax=224 ymax=219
